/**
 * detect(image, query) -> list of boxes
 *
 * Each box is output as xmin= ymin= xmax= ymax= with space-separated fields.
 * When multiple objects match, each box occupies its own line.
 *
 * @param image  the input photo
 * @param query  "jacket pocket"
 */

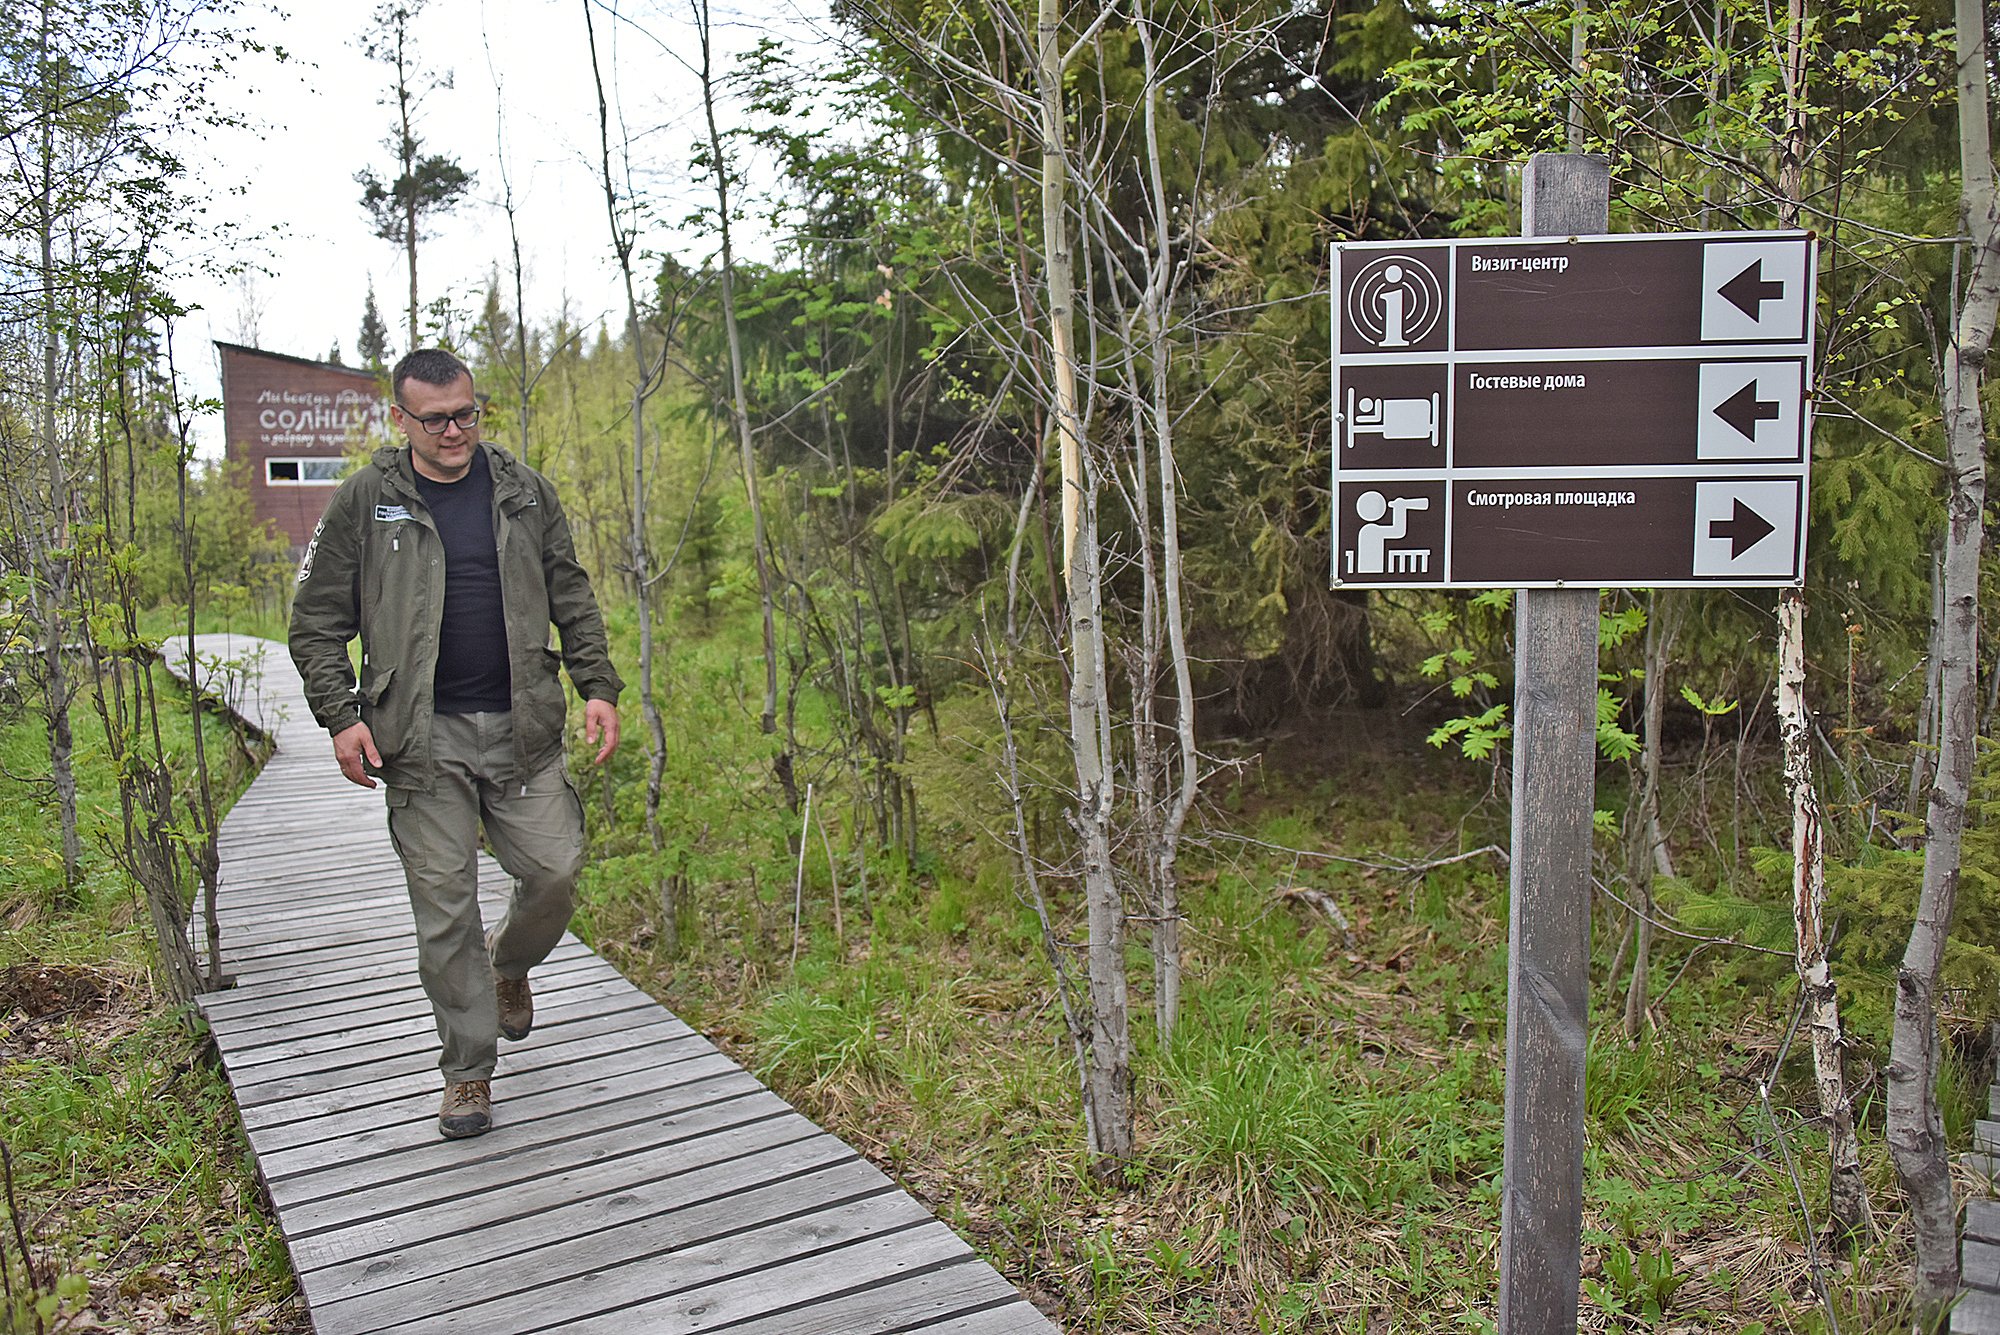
xmin=361 ymin=665 xmax=396 ymax=705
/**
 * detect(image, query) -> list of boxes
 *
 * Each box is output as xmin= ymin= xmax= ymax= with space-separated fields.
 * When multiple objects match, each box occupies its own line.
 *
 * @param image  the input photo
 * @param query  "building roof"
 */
xmin=214 ymin=341 xmax=383 ymax=380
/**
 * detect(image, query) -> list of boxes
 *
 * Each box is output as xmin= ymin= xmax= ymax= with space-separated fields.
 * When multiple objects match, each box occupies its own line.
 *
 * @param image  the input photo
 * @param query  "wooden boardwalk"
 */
xmin=166 ymin=634 xmax=1059 ymax=1335
xmin=1955 ymin=1087 xmax=2000 ymax=1332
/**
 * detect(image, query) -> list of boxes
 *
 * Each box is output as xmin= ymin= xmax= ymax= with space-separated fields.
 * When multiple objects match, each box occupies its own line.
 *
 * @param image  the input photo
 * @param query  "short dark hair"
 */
xmin=391 ymin=348 xmax=472 ymax=398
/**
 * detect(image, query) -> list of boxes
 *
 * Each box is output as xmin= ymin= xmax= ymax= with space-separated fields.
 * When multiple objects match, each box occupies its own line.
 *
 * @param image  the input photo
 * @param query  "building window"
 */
xmin=266 ymin=457 xmax=346 ymax=485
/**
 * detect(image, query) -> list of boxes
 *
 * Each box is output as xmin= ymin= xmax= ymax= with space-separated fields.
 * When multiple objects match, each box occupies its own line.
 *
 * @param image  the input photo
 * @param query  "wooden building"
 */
xmin=218 ymin=343 xmax=389 ymax=549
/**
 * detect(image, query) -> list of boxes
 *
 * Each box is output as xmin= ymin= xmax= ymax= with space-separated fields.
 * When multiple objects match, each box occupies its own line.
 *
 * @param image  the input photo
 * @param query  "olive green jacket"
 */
xmin=288 ymin=442 xmax=623 ymax=791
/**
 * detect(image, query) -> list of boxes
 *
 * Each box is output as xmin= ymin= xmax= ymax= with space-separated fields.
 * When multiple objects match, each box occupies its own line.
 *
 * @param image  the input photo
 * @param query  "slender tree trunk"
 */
xmin=33 ymin=1 xmax=80 ymax=905
xmin=160 ymin=331 xmax=224 ymax=989
xmin=582 ymin=0 xmax=675 ymax=945
xmin=692 ymin=0 xmax=780 ymax=744
xmin=1039 ymin=0 xmax=1131 ymax=1173
xmin=479 ymin=32 xmax=536 ymax=467
xmin=397 ymin=14 xmax=419 ymax=349
xmin=1769 ymin=0 xmax=1871 ymax=1245
xmin=1906 ymin=540 xmax=1945 ymax=832
xmin=1622 ymin=596 xmax=1676 ymax=1039
xmin=1888 ymin=0 xmax=1997 ymax=1311
xmin=1134 ymin=7 xmax=1195 ymax=1047
xmin=986 ymin=630 xmax=1096 ymax=1149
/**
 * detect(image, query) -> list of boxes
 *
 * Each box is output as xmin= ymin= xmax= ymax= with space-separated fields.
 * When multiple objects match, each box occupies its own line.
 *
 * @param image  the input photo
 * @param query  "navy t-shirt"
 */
xmin=413 ymin=449 xmax=513 ymax=714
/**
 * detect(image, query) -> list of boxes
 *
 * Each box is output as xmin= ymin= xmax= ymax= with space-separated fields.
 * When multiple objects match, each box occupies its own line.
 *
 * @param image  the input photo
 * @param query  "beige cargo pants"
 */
xmin=383 ymin=710 xmax=586 ymax=1083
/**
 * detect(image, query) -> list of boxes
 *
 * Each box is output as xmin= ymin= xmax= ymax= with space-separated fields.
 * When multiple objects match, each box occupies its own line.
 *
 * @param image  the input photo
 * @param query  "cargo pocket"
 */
xmin=383 ymin=785 xmax=425 ymax=871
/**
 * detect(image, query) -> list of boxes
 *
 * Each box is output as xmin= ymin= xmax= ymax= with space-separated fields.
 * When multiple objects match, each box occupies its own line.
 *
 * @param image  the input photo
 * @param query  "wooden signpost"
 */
xmin=1328 ymin=152 xmax=1817 ymax=1332
xmin=1497 ymin=152 xmax=1608 ymax=1335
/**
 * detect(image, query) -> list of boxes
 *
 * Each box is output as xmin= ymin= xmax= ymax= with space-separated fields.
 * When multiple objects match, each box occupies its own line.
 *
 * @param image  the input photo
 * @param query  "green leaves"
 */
xmin=1678 ymin=683 xmax=1739 ymax=717
xmin=1428 ymin=703 xmax=1510 ymax=760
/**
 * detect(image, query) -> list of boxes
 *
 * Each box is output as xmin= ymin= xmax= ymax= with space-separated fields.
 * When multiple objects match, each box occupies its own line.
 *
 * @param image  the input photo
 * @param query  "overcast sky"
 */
xmin=172 ymin=0 xmax=830 ymax=453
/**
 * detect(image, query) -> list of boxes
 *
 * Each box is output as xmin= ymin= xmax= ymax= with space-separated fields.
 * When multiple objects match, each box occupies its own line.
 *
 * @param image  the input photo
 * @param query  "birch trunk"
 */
xmin=26 ymin=2 xmax=82 ymax=907
xmin=1887 ymin=0 xmax=1997 ymax=1308
xmin=1040 ymin=0 xmax=1131 ymax=1170
xmin=1779 ymin=592 xmax=1872 ymax=1240
xmin=583 ymin=0 xmax=675 ymax=943
xmin=1906 ymin=542 xmax=1944 ymax=832
xmin=32 ymin=0 xmax=80 ymax=905
xmin=1134 ymin=7 xmax=1194 ymax=1047
xmin=1774 ymin=0 xmax=1870 ymax=1244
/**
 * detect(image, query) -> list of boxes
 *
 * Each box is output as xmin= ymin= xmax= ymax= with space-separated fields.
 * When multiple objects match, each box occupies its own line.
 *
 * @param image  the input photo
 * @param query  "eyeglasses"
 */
xmin=398 ymin=405 xmax=481 ymax=435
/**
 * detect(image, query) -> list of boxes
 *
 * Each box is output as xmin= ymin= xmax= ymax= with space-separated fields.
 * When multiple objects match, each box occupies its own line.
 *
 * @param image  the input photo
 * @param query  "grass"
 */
xmin=0 ymin=662 xmax=303 ymax=1334
xmin=569 ymin=609 xmax=1948 ymax=1333
xmin=0 ymin=595 xmax=1976 ymax=1333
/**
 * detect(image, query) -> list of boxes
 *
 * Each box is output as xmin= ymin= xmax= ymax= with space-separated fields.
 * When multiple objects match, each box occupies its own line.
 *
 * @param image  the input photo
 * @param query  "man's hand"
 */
xmin=332 ymin=721 xmax=383 ymax=788
xmin=583 ymin=698 xmax=620 ymax=765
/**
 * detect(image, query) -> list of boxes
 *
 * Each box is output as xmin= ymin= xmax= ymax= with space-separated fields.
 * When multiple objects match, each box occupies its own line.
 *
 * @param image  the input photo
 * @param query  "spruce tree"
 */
xmin=357 ymin=285 xmax=390 ymax=370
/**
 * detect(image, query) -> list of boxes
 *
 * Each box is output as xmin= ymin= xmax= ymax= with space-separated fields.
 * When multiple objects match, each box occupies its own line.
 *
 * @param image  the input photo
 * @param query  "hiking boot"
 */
xmin=438 ymin=1078 xmax=492 ymax=1139
xmin=495 ymin=972 xmax=533 ymax=1041
xmin=487 ymin=927 xmax=533 ymax=1040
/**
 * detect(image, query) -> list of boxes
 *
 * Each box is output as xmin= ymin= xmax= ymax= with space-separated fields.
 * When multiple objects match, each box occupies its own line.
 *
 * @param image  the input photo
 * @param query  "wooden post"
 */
xmin=1497 ymin=152 xmax=1609 ymax=1335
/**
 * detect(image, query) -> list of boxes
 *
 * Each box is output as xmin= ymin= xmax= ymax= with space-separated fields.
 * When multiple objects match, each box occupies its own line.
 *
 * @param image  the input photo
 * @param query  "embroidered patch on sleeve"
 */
xmin=295 ymin=514 xmax=326 ymax=584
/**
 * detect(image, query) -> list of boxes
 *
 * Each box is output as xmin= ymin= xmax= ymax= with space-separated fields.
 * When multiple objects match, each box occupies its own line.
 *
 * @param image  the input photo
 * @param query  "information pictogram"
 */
xmin=1330 ymin=231 xmax=1816 ymax=589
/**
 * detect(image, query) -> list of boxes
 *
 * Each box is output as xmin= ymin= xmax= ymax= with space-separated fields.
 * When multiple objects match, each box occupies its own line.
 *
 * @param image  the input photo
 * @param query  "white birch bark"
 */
xmin=1887 ymin=0 xmax=1997 ymax=1307
xmin=1133 ymin=6 xmax=1195 ymax=1047
xmin=1773 ymin=0 xmax=1870 ymax=1244
xmin=582 ymin=1 xmax=675 ymax=940
xmin=1039 ymin=0 xmax=1132 ymax=1168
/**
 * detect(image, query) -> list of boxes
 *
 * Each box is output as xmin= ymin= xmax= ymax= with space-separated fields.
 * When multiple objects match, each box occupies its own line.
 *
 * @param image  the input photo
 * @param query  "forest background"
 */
xmin=2 ymin=0 xmax=1998 ymax=1331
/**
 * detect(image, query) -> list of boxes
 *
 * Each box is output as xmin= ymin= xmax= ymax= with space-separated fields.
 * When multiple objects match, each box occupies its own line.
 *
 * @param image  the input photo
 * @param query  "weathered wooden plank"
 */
xmin=258 ymin=1046 xmax=747 ymax=1184
xmin=205 ymin=954 xmax=609 ymax=1039
xmin=235 ymin=1011 xmax=696 ymax=1135
xmin=244 ymin=1018 xmax=700 ymax=1156
xmin=1969 ymin=1198 xmax=2000 ymax=1244
xmin=221 ymin=932 xmax=417 ymax=969
xmin=903 ymin=1299 xmax=1065 ymax=1335
xmin=211 ymin=917 xmax=415 ymax=955
xmin=200 ymin=950 xmax=600 ymax=1034
xmin=230 ymin=996 xmax=664 ymax=1107
xmin=202 ymin=939 xmax=493 ymax=1010
xmin=521 ymin=1227 xmax=981 ymax=1335
xmin=1965 ymin=1237 xmax=2000 ymax=1291
xmin=205 ymin=891 xmax=411 ymax=934
xmin=218 ymin=974 xmax=642 ymax=1065
xmin=1955 ymin=1289 xmax=2000 ymax=1335
xmin=287 ymin=1127 xmax=856 ymax=1279
xmin=314 ymin=1181 xmax=933 ymax=1335
xmin=686 ymin=1281 xmax=1047 ymax=1335
xmin=303 ymin=1155 xmax=892 ymax=1317
xmin=267 ymin=1066 xmax=768 ymax=1211
xmin=278 ymin=1092 xmax=800 ymax=1239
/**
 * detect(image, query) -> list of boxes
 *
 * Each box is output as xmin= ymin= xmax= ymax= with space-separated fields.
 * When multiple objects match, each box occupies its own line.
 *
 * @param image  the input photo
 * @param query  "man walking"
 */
xmin=290 ymin=348 xmax=622 ymax=1139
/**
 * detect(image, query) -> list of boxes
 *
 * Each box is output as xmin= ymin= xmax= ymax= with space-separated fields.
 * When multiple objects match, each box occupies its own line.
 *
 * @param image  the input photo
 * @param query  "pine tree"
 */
xmin=353 ymin=0 xmax=474 ymax=349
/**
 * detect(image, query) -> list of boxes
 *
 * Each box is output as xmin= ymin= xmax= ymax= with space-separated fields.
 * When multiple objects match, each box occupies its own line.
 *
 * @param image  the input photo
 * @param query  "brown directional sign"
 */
xmin=1330 ymin=231 xmax=1816 ymax=589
